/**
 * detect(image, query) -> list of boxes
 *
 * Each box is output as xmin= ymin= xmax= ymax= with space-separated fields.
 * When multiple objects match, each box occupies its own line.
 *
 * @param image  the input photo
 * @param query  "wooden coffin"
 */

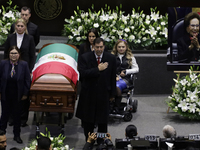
xmin=29 ymin=73 xmax=77 ymax=113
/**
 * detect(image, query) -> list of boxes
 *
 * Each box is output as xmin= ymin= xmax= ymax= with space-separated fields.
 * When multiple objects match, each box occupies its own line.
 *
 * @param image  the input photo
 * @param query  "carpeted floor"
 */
xmin=4 ymin=94 xmax=200 ymax=150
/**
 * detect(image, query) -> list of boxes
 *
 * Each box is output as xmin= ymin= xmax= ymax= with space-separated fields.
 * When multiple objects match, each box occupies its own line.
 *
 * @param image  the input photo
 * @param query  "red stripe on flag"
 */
xmin=32 ymin=61 xmax=78 ymax=85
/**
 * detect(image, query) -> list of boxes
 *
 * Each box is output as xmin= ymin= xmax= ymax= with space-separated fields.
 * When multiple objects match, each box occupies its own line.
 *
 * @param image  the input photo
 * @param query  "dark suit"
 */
xmin=10 ymin=21 xmax=40 ymax=46
xmin=76 ymin=51 xmax=116 ymax=140
xmin=4 ymin=33 xmax=35 ymax=126
xmin=0 ymin=60 xmax=31 ymax=136
xmin=177 ymin=34 xmax=200 ymax=62
xmin=4 ymin=33 xmax=36 ymax=72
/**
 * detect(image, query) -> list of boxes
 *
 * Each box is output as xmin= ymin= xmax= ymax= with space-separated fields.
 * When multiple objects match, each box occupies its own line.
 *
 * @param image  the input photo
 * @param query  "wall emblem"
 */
xmin=34 ymin=0 xmax=62 ymax=20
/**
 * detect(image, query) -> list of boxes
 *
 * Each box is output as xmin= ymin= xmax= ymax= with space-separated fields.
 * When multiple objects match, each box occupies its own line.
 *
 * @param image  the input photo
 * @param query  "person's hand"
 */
xmin=105 ymin=133 xmax=112 ymax=141
xmin=21 ymin=95 xmax=27 ymax=100
xmin=87 ymin=132 xmax=97 ymax=143
xmin=98 ymin=62 xmax=108 ymax=71
xmin=191 ymin=36 xmax=200 ymax=47
xmin=109 ymin=97 xmax=115 ymax=101
xmin=116 ymin=76 xmax=120 ymax=81
xmin=120 ymin=70 xmax=126 ymax=77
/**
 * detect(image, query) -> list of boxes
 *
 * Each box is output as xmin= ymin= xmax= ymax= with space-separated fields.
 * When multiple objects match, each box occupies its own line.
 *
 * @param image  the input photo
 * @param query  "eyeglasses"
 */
xmin=190 ymin=24 xmax=200 ymax=28
xmin=10 ymin=52 xmax=19 ymax=55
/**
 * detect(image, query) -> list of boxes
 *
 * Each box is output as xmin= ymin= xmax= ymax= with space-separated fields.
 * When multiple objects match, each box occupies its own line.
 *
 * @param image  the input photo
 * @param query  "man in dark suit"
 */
xmin=76 ymin=38 xmax=116 ymax=144
xmin=10 ymin=6 xmax=40 ymax=46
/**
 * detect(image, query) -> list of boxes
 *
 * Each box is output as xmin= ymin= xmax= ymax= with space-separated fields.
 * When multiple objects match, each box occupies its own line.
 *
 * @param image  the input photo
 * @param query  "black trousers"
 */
xmin=82 ymin=120 xmax=107 ymax=143
xmin=0 ymin=99 xmax=21 ymax=137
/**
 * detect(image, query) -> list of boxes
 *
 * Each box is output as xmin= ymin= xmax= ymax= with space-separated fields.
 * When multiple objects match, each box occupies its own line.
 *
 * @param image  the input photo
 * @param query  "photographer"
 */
xmin=83 ymin=132 xmax=114 ymax=150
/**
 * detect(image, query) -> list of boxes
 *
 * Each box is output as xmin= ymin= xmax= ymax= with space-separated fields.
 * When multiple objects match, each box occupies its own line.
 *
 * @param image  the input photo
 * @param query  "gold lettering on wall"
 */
xmin=34 ymin=0 xmax=62 ymax=20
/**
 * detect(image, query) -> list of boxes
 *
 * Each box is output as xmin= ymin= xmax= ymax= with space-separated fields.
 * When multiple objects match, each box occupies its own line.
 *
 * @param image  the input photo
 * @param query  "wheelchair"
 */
xmin=109 ymin=73 xmax=138 ymax=122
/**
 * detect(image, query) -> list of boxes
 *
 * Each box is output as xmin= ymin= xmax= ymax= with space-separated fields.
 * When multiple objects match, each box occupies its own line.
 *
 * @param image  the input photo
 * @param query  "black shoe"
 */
xmin=14 ymin=137 xmax=23 ymax=144
xmin=21 ymin=123 xmax=28 ymax=127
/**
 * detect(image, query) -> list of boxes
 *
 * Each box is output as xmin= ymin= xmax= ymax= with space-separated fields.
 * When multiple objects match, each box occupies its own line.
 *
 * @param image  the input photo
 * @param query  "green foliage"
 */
xmin=23 ymin=128 xmax=69 ymax=150
xmin=63 ymin=5 xmax=168 ymax=50
xmin=167 ymin=68 xmax=200 ymax=120
xmin=0 ymin=0 xmax=20 ymax=45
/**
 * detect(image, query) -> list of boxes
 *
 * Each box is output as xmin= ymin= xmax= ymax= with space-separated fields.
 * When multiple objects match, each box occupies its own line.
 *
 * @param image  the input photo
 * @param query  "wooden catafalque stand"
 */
xmin=29 ymin=43 xmax=79 ymax=135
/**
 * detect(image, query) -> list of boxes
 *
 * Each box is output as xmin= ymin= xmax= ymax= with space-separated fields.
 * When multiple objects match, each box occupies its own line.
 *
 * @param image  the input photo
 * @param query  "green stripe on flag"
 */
xmin=36 ymin=43 xmax=78 ymax=63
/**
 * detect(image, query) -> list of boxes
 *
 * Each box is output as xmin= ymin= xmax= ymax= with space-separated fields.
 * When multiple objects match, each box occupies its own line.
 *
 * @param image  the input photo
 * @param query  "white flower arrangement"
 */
xmin=63 ymin=5 xmax=168 ymax=50
xmin=0 ymin=0 xmax=20 ymax=45
xmin=23 ymin=128 xmax=71 ymax=150
xmin=167 ymin=69 xmax=200 ymax=120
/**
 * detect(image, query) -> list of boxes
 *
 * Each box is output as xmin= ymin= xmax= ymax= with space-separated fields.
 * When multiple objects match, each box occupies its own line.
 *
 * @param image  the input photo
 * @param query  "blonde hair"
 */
xmin=111 ymin=40 xmax=133 ymax=66
xmin=14 ymin=18 xmax=28 ymax=34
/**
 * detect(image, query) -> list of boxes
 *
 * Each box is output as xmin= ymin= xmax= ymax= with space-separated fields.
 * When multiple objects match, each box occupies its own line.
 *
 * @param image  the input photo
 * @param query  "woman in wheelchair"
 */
xmin=177 ymin=12 xmax=200 ymax=62
xmin=111 ymin=39 xmax=139 ymax=110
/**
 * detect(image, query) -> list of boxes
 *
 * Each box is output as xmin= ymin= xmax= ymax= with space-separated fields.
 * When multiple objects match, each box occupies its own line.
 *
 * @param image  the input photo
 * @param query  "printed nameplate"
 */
xmin=189 ymin=134 xmax=200 ymax=141
xmin=144 ymin=134 xmax=157 ymax=141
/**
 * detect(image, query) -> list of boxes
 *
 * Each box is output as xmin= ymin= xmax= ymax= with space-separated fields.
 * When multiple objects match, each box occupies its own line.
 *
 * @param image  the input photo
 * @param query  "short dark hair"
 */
xmin=94 ymin=37 xmax=105 ymax=45
xmin=21 ymin=6 xmax=31 ymax=13
xmin=125 ymin=125 xmax=137 ymax=138
xmin=0 ymin=130 xmax=5 ymax=136
xmin=184 ymin=12 xmax=200 ymax=28
xmin=37 ymin=137 xmax=51 ymax=150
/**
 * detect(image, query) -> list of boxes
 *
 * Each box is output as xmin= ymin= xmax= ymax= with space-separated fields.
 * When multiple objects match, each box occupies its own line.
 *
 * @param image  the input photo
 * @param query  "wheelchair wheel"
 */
xmin=131 ymin=99 xmax=138 ymax=112
xmin=123 ymin=113 xmax=132 ymax=121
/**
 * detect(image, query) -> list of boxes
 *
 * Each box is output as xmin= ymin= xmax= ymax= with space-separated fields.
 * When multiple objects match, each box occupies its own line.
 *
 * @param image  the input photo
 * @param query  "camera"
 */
xmin=96 ymin=139 xmax=114 ymax=150
xmin=96 ymin=132 xmax=107 ymax=138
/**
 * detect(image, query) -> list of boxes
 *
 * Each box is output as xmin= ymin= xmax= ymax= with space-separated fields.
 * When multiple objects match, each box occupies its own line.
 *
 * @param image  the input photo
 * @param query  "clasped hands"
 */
xmin=189 ymin=36 xmax=200 ymax=50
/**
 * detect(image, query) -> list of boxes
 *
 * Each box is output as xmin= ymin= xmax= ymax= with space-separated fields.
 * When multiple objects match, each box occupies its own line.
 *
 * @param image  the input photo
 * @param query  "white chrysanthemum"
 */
xmin=71 ymin=16 xmax=74 ymax=19
xmin=161 ymin=22 xmax=165 ymax=25
xmin=125 ymin=28 xmax=130 ymax=33
xmin=81 ymin=13 xmax=85 ymax=18
xmin=68 ymin=35 xmax=73 ymax=40
xmin=124 ymin=33 xmax=128 ymax=37
xmin=78 ymin=26 xmax=83 ymax=32
xmin=76 ymin=18 xmax=81 ymax=22
xmin=76 ymin=36 xmax=81 ymax=41
xmin=93 ymin=23 xmax=99 ymax=28
xmin=65 ymin=145 xmax=69 ymax=150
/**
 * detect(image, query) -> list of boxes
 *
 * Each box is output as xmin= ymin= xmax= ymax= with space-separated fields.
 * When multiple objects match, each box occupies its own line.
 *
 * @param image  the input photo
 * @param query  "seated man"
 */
xmin=163 ymin=125 xmax=176 ymax=138
xmin=36 ymin=136 xmax=52 ymax=150
xmin=125 ymin=124 xmax=138 ymax=139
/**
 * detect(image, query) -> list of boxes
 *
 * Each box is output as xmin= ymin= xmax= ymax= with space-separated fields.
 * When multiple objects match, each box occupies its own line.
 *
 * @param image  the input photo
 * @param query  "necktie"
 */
xmin=10 ymin=61 xmax=17 ymax=78
xmin=97 ymin=56 xmax=100 ymax=64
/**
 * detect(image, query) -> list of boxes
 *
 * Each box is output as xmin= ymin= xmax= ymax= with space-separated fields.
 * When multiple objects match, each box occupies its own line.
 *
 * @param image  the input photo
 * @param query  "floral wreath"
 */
xmin=167 ymin=68 xmax=200 ymax=120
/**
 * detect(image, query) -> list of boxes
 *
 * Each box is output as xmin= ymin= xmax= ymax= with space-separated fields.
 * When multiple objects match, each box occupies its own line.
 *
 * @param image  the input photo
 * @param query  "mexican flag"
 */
xmin=32 ymin=43 xmax=79 ymax=85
